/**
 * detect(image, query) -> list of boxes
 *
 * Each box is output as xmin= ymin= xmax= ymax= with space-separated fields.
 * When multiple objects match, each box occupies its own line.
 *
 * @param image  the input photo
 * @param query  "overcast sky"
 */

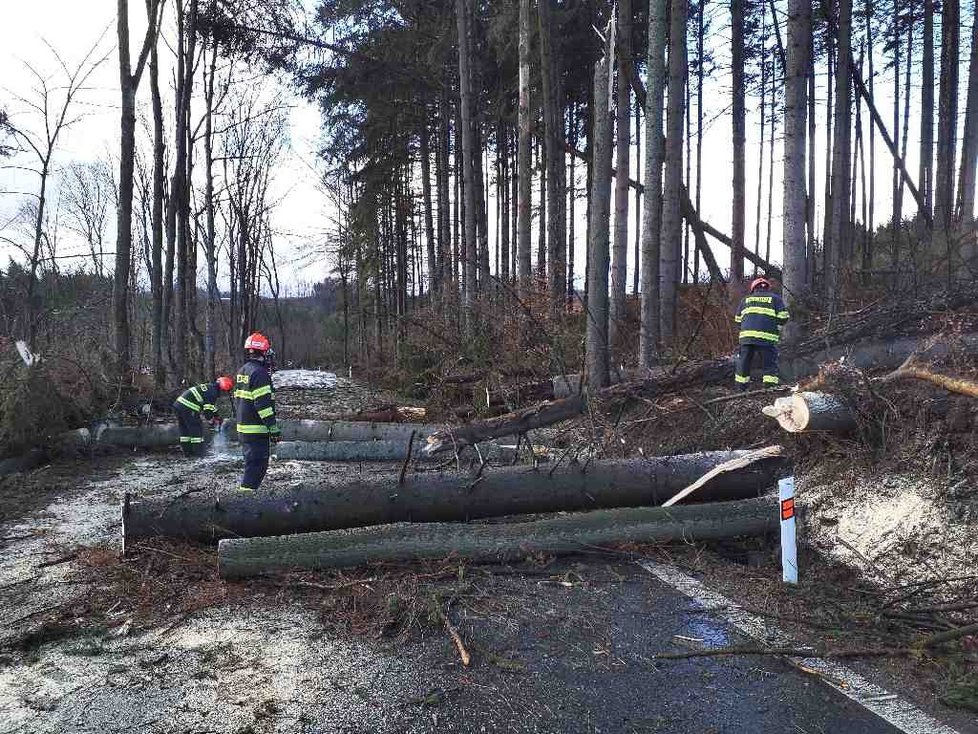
xmin=0 ymin=1 xmax=948 ymax=292
xmin=0 ymin=0 xmax=332 ymax=291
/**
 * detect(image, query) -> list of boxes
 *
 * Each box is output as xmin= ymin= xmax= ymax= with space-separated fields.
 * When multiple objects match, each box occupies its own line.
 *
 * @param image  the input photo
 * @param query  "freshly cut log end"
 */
xmin=217 ymin=497 xmax=778 ymax=579
xmin=763 ymin=392 xmax=856 ymax=433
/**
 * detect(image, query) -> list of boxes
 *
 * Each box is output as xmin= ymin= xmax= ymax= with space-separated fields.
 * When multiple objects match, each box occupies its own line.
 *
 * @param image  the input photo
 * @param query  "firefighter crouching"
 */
xmin=173 ymin=376 xmax=234 ymax=456
xmin=734 ymin=277 xmax=790 ymax=390
xmin=234 ymin=332 xmax=280 ymax=492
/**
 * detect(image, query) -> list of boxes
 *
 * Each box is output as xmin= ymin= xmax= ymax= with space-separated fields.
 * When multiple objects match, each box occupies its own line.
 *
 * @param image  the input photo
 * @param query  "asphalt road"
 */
xmin=384 ymin=560 xmax=909 ymax=734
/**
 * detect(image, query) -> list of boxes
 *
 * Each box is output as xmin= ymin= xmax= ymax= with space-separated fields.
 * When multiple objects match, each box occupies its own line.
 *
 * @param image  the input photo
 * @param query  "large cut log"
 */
xmin=761 ymin=392 xmax=857 ymax=433
xmin=217 ymin=496 xmax=777 ymax=578
xmin=121 ymin=450 xmax=787 ymax=548
xmin=97 ymin=424 xmax=182 ymax=448
xmin=275 ymin=439 xmax=527 ymax=463
xmin=96 ymin=419 xmax=436 ymax=449
xmin=275 ymin=440 xmax=426 ymax=462
xmin=339 ymin=406 xmax=428 ymax=423
xmin=780 ymin=333 xmax=978 ymax=382
xmin=279 ymin=420 xmax=435 ymax=443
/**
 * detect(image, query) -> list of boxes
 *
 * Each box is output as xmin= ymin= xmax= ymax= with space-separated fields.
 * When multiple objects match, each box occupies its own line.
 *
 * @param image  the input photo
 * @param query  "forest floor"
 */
xmin=0 ymin=378 xmax=976 ymax=733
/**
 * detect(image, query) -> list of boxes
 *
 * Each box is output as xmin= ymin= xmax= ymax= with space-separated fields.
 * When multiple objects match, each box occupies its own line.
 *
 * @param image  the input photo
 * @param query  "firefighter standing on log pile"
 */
xmin=234 ymin=332 xmax=280 ymax=492
xmin=173 ymin=377 xmax=234 ymax=456
xmin=733 ymin=277 xmax=790 ymax=390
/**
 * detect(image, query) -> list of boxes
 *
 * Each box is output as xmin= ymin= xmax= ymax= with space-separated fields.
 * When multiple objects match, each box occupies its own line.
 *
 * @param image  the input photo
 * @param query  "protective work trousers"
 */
xmin=175 ymin=406 xmax=205 ymax=457
xmin=240 ymin=437 xmax=270 ymax=492
xmin=735 ymin=344 xmax=780 ymax=389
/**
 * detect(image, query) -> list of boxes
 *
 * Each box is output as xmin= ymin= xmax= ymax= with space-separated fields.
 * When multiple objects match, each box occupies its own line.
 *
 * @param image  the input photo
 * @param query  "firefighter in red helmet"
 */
xmin=234 ymin=332 xmax=279 ymax=491
xmin=733 ymin=278 xmax=790 ymax=390
xmin=173 ymin=376 xmax=234 ymax=457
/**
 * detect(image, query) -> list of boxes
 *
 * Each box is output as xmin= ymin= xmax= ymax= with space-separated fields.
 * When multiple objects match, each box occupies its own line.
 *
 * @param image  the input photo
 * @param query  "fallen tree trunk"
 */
xmin=275 ymin=439 xmax=536 ymax=464
xmin=781 ymin=333 xmax=978 ymax=382
xmin=424 ymin=394 xmax=587 ymax=455
xmin=97 ymin=419 xmax=437 ymax=449
xmin=217 ymin=496 xmax=777 ymax=578
xmin=339 ymin=406 xmax=428 ymax=423
xmin=761 ymin=392 xmax=857 ymax=433
xmin=275 ymin=440 xmax=429 ymax=462
xmin=278 ymin=420 xmax=435 ymax=443
xmin=97 ymin=424 xmax=181 ymax=448
xmin=121 ymin=450 xmax=787 ymax=548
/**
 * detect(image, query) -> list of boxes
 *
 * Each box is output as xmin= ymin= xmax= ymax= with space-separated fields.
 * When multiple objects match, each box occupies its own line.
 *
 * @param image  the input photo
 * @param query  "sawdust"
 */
xmin=801 ymin=468 xmax=978 ymax=593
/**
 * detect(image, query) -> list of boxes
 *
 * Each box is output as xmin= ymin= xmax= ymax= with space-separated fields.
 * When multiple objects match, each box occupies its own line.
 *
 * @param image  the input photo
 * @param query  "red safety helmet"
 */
xmin=749 ymin=277 xmax=772 ymax=293
xmin=216 ymin=376 xmax=234 ymax=392
xmin=244 ymin=332 xmax=271 ymax=352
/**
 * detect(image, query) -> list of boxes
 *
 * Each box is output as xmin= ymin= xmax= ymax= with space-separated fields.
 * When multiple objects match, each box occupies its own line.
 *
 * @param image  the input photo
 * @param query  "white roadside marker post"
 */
xmin=779 ymin=476 xmax=798 ymax=584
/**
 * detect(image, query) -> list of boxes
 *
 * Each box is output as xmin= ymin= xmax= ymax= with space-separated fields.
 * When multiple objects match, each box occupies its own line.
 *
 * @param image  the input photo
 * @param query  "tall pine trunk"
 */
xmin=610 ymin=0 xmax=631 ymax=347
xmin=638 ymin=0 xmax=667 ymax=369
xmin=919 ymin=0 xmax=935 ymax=218
xmin=115 ymin=0 xmax=160 ymax=377
xmin=826 ymin=0 xmax=851 ymax=312
xmin=421 ymin=112 xmax=438 ymax=293
xmin=455 ymin=0 xmax=478 ymax=319
xmin=957 ymin=7 xmax=978 ymax=272
xmin=730 ymin=0 xmax=746 ymax=287
xmin=437 ymin=90 xmax=452 ymax=289
xmin=783 ymin=0 xmax=811 ymax=318
xmin=586 ymin=38 xmax=614 ymax=391
xmin=935 ymin=0 xmax=960 ymax=236
xmin=147 ymin=3 xmax=165 ymax=386
xmin=517 ymin=0 xmax=533 ymax=292
xmin=956 ymin=8 xmax=978 ymax=224
xmin=539 ymin=0 xmax=566 ymax=310
xmin=659 ymin=0 xmax=687 ymax=344
xmin=203 ymin=43 xmax=218 ymax=377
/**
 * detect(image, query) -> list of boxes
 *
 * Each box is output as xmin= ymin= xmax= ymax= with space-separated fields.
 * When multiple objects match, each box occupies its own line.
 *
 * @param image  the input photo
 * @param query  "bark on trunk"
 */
xmin=611 ymin=0 xmax=632 ymax=347
xmin=762 ymin=391 xmax=857 ymax=433
xmin=660 ymin=0 xmax=688 ymax=343
xmin=99 ymin=424 xmax=181 ymax=448
xmin=123 ymin=453 xmax=785 ymax=548
xmin=115 ymin=1 xmax=137 ymax=376
xmin=957 ymin=8 xmax=978 ymax=273
xmin=456 ymin=0 xmax=478 ymax=317
xmin=538 ymin=0 xmax=566 ymax=309
xmin=275 ymin=440 xmax=427 ymax=463
xmin=920 ymin=0 xmax=935 ymax=218
xmin=148 ymin=7 xmax=165 ymax=387
xmin=216 ymin=497 xmax=778 ymax=578
xmin=638 ymin=0 xmax=667 ymax=369
xmin=517 ymin=0 xmax=533 ymax=291
xmin=730 ymin=0 xmax=746 ymax=286
xmin=783 ymin=0 xmax=812 ymax=320
xmin=586 ymin=36 xmax=614 ymax=391
xmin=421 ymin=113 xmax=438 ymax=293
xmin=203 ymin=44 xmax=219 ymax=378
xmin=935 ymin=0 xmax=960 ymax=235
xmin=827 ymin=0 xmax=852 ymax=311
